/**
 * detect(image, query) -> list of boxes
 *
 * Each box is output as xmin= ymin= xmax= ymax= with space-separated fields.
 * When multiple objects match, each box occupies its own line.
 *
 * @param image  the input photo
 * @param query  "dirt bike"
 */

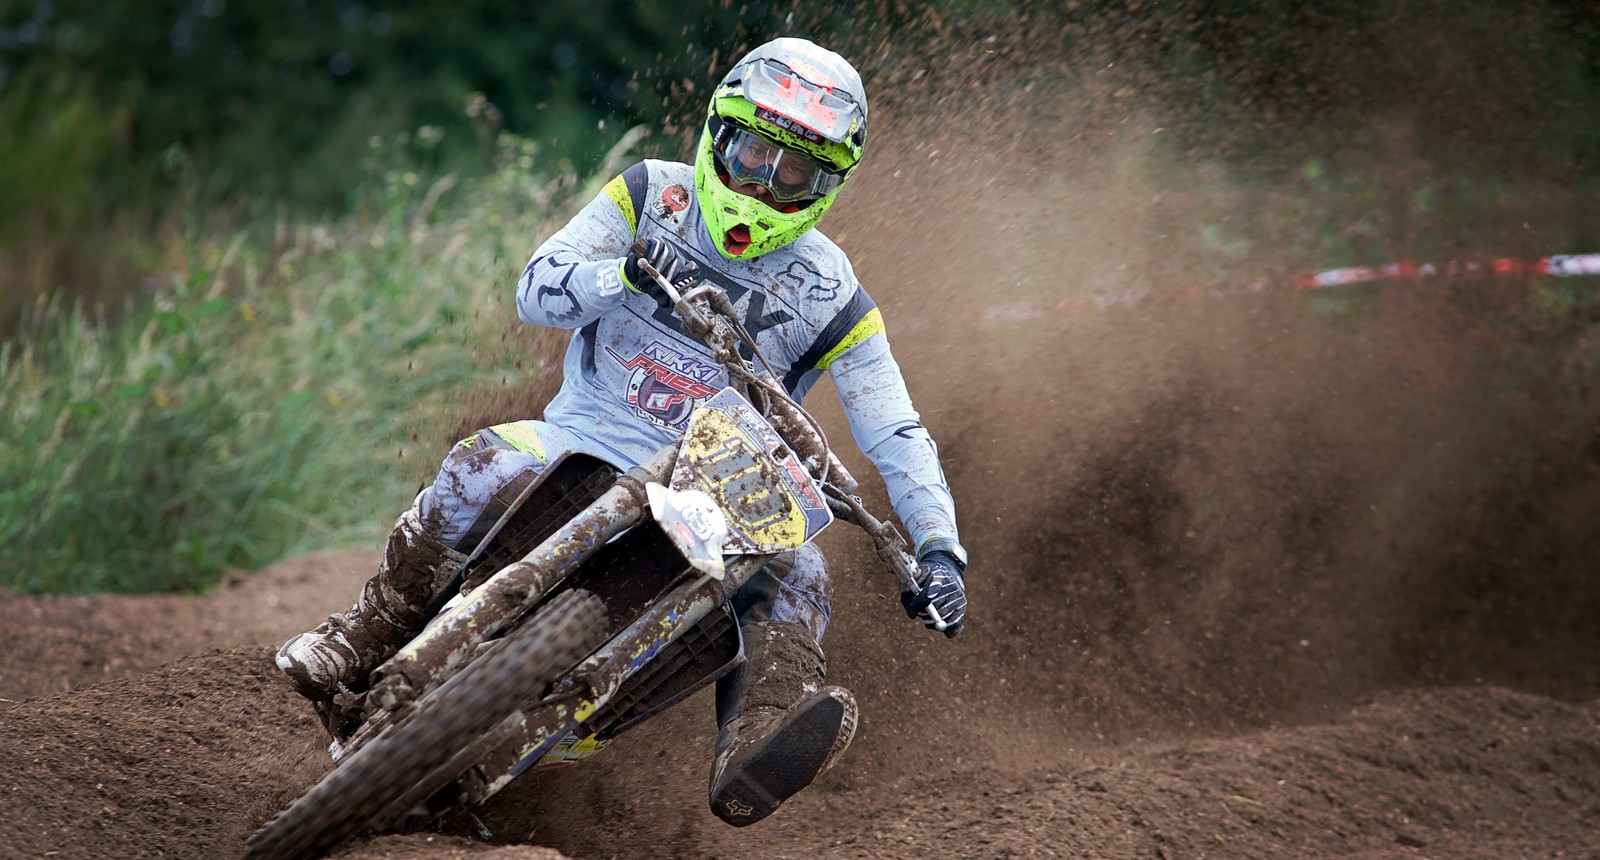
xmin=245 ymin=254 xmax=950 ymax=860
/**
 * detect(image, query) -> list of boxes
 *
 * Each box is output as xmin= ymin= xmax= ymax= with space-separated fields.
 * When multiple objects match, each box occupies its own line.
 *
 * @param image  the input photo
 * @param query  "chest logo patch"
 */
xmin=607 ymin=341 xmax=722 ymax=430
xmin=659 ymin=185 xmax=691 ymax=217
xmin=776 ymin=260 xmax=843 ymax=302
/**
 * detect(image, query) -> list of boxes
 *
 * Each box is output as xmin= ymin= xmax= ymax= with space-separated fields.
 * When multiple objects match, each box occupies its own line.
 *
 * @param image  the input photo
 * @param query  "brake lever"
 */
xmin=824 ymin=488 xmax=922 ymax=595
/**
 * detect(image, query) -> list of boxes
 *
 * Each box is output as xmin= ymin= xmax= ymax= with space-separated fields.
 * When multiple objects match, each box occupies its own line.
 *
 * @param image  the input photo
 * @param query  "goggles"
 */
xmin=713 ymin=124 xmax=845 ymax=204
xmin=738 ymin=57 xmax=864 ymax=145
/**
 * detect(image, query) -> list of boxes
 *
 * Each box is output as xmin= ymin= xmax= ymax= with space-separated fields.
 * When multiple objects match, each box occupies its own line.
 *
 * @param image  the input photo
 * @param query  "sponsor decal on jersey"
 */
xmin=596 ymin=264 xmax=623 ymax=298
xmin=535 ymin=281 xmax=586 ymax=325
xmin=606 ymin=341 xmax=722 ymax=429
xmin=658 ymin=184 xmax=690 ymax=217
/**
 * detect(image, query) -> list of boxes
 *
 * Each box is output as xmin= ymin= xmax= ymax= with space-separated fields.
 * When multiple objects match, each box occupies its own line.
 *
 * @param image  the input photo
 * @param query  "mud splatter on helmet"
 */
xmin=694 ymin=37 xmax=868 ymax=259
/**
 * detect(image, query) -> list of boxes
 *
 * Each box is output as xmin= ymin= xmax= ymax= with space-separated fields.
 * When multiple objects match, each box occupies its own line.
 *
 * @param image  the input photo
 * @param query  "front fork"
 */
xmin=422 ymin=553 xmax=768 ymax=813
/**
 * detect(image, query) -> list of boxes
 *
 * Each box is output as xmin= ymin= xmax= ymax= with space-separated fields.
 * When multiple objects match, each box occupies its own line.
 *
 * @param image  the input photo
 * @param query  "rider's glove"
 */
xmin=902 ymin=550 xmax=967 ymax=639
xmin=623 ymin=238 xmax=698 ymax=308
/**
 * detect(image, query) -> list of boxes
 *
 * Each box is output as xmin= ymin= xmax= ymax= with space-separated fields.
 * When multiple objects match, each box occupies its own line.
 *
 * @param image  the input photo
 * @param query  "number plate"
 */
xmin=670 ymin=388 xmax=832 ymax=553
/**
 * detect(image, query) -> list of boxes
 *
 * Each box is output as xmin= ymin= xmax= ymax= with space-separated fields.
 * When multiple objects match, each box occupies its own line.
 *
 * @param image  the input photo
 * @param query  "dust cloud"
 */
xmin=447 ymin=3 xmax=1600 ymax=845
xmin=812 ymin=2 xmax=1600 ymax=770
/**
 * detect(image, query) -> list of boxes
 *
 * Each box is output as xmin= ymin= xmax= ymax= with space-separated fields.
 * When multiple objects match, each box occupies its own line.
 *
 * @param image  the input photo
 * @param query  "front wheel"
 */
xmin=245 ymin=589 xmax=607 ymax=860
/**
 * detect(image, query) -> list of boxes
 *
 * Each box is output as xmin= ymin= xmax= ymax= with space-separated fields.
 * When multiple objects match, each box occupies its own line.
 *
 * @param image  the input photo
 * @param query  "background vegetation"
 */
xmin=0 ymin=126 xmax=642 ymax=592
xmin=3 ymin=0 xmax=1598 ymax=593
xmin=6 ymin=0 xmax=1599 ymax=323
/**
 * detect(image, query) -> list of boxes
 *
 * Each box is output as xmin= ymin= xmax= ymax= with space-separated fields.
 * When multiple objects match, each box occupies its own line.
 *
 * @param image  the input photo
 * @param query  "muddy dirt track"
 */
xmin=2 ymin=547 xmax=1598 ymax=860
xmin=6 ymin=9 xmax=1600 ymax=859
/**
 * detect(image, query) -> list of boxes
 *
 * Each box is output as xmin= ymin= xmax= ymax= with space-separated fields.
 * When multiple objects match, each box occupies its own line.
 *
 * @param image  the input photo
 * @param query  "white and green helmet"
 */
xmin=694 ymin=37 xmax=869 ymax=259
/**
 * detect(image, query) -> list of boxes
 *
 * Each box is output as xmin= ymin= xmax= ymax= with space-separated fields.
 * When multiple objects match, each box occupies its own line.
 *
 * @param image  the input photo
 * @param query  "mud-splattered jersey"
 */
xmin=516 ymin=159 xmax=962 ymax=561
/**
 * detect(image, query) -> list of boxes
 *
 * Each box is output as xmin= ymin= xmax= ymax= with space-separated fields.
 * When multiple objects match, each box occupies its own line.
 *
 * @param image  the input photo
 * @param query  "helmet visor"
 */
xmin=740 ymin=58 xmax=864 ymax=145
xmin=714 ymin=125 xmax=845 ymax=204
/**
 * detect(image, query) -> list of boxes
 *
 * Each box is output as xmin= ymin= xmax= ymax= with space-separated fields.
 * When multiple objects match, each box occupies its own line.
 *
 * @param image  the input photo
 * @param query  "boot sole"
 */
xmin=710 ymin=691 xmax=856 ymax=827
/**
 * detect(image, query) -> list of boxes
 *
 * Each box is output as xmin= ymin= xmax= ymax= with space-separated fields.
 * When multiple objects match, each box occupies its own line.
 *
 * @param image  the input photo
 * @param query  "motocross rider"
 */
xmin=276 ymin=36 xmax=968 ymax=827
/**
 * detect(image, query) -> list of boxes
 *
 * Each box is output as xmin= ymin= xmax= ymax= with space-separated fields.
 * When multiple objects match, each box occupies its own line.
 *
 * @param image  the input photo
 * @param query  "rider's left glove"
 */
xmin=902 ymin=550 xmax=967 ymax=639
xmin=623 ymin=238 xmax=698 ymax=308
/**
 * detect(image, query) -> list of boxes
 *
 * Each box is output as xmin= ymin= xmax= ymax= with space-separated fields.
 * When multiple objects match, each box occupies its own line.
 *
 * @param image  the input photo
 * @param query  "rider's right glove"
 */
xmin=623 ymin=238 xmax=698 ymax=308
xmin=902 ymin=550 xmax=967 ymax=639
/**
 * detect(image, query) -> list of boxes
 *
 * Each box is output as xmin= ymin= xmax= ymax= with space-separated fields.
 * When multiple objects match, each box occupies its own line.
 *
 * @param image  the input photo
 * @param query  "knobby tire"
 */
xmin=244 ymin=589 xmax=607 ymax=860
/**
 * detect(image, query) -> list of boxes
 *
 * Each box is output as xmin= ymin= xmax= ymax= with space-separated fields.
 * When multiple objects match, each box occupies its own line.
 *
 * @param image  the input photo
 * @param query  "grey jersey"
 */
xmin=516 ymin=159 xmax=962 ymax=561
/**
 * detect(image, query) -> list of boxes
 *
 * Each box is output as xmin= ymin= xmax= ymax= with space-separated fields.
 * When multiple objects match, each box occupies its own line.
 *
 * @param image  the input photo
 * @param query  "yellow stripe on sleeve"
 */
xmin=815 ymin=308 xmax=884 ymax=371
xmin=603 ymin=174 xmax=638 ymax=233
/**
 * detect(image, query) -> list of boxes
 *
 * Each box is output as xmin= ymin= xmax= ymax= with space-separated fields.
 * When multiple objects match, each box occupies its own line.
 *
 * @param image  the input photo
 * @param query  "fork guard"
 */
xmin=459 ymin=560 xmax=759 ymax=806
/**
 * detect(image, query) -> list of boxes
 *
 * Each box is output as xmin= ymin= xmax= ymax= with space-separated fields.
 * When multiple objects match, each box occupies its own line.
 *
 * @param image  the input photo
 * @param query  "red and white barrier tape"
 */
xmin=986 ymin=252 xmax=1600 ymax=323
xmin=1298 ymin=253 xmax=1600 ymax=288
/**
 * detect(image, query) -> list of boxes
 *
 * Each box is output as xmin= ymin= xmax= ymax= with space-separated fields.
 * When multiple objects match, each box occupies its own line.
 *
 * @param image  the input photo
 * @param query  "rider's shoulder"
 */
xmin=780 ymin=226 xmax=857 ymax=284
xmin=634 ymin=159 xmax=695 ymax=190
xmin=749 ymin=232 xmax=867 ymax=327
xmin=610 ymin=161 xmax=696 ymax=230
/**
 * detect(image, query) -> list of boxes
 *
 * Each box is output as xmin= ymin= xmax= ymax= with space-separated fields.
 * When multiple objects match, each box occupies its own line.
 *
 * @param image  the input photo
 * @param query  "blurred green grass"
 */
xmin=0 ymin=126 xmax=641 ymax=594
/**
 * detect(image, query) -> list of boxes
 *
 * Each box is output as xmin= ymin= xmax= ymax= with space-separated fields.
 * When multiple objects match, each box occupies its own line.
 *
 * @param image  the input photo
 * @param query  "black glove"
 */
xmin=623 ymin=238 xmax=698 ymax=308
xmin=902 ymin=550 xmax=967 ymax=638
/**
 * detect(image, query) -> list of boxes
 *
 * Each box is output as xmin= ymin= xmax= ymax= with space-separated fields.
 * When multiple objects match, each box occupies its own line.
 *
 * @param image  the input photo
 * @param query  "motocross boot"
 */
xmin=708 ymin=619 xmax=859 ymax=827
xmin=275 ymin=507 xmax=466 ymax=700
